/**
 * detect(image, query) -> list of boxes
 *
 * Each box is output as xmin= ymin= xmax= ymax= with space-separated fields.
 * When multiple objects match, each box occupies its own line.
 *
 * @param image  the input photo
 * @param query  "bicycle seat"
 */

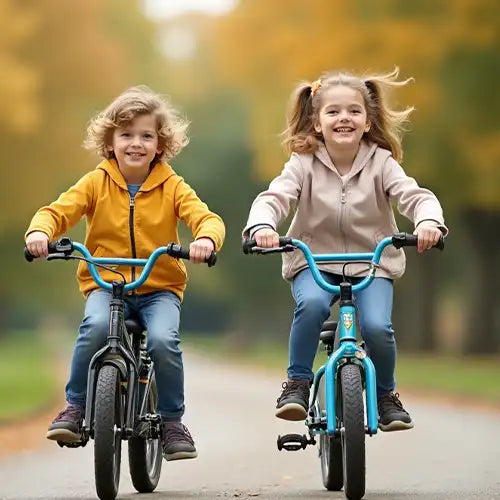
xmin=320 ymin=320 xmax=337 ymax=342
xmin=125 ymin=318 xmax=145 ymax=336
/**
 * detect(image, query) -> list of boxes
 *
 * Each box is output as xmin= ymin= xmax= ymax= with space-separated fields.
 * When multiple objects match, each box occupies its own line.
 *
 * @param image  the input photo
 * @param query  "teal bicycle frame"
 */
xmin=292 ymin=236 xmax=398 ymax=437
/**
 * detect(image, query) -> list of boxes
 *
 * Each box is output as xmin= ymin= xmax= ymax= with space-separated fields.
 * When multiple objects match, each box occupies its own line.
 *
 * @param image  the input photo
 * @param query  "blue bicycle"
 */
xmin=243 ymin=232 xmax=443 ymax=500
xmin=25 ymin=237 xmax=216 ymax=500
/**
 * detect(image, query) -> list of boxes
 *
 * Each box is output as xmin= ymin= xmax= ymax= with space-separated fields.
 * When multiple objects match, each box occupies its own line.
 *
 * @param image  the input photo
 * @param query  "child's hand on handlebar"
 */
xmin=413 ymin=222 xmax=443 ymax=253
xmin=254 ymin=228 xmax=280 ymax=248
xmin=189 ymin=237 xmax=215 ymax=264
xmin=25 ymin=231 xmax=49 ymax=258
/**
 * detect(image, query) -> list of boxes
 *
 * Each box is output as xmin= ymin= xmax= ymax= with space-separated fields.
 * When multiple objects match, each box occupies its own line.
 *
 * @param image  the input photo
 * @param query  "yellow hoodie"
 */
xmin=26 ymin=159 xmax=225 ymax=300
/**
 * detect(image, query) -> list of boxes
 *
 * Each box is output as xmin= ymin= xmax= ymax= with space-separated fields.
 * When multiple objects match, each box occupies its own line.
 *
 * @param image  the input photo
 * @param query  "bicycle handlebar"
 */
xmin=243 ymin=232 xmax=443 ymax=255
xmin=242 ymin=232 xmax=444 ymax=294
xmin=24 ymin=237 xmax=217 ymax=291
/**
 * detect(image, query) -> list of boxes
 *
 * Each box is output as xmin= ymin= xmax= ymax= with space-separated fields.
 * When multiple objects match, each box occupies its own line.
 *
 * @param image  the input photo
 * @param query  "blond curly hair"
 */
xmin=83 ymin=85 xmax=189 ymax=163
xmin=282 ymin=68 xmax=414 ymax=163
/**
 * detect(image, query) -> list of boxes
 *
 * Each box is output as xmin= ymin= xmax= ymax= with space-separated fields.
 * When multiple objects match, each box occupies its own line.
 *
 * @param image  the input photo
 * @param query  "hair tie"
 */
xmin=311 ymin=79 xmax=322 ymax=97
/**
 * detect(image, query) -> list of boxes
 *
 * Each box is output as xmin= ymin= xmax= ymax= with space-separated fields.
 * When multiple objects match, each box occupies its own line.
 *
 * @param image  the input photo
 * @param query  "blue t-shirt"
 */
xmin=127 ymin=184 xmax=141 ymax=198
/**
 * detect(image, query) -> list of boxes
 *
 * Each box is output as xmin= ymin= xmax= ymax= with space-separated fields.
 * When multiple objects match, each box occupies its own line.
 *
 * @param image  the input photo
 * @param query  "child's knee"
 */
xmin=360 ymin=319 xmax=394 ymax=345
xmin=148 ymin=328 xmax=181 ymax=356
xmin=296 ymin=294 xmax=331 ymax=321
xmin=83 ymin=314 xmax=108 ymax=337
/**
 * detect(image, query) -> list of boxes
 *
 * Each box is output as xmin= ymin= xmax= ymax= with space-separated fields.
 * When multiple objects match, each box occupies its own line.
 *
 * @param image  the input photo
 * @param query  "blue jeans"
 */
xmin=66 ymin=289 xmax=184 ymax=420
xmin=288 ymin=269 xmax=396 ymax=397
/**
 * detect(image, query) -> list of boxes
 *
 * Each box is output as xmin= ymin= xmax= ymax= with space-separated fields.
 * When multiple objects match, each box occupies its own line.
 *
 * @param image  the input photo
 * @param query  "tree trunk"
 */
xmin=394 ymin=250 xmax=439 ymax=352
xmin=462 ymin=208 xmax=500 ymax=354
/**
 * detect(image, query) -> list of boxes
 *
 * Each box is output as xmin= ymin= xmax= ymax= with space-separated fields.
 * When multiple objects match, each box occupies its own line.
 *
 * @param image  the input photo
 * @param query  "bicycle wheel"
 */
xmin=317 ymin=374 xmax=343 ymax=491
xmin=94 ymin=365 xmax=124 ymax=500
xmin=340 ymin=363 xmax=365 ymax=500
xmin=129 ymin=375 xmax=162 ymax=492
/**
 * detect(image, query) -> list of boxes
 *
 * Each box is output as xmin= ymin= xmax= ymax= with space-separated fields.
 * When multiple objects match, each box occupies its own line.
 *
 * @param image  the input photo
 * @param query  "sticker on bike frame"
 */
xmin=342 ymin=312 xmax=353 ymax=330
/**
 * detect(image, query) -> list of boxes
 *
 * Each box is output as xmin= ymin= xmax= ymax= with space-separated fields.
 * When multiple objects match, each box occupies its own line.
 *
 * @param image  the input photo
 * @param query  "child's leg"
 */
xmin=136 ymin=290 xmax=197 ymax=460
xmin=48 ymin=290 xmax=112 ymax=442
xmin=355 ymin=277 xmax=395 ymax=396
xmin=355 ymin=278 xmax=412 ymax=430
xmin=136 ymin=290 xmax=183 ymax=420
xmin=288 ymin=268 xmax=337 ymax=380
xmin=65 ymin=289 xmax=113 ymax=406
xmin=276 ymin=269 xmax=337 ymax=421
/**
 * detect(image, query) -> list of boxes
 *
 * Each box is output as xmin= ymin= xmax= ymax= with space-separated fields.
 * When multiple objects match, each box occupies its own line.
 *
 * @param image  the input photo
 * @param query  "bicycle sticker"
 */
xmin=342 ymin=312 xmax=353 ymax=330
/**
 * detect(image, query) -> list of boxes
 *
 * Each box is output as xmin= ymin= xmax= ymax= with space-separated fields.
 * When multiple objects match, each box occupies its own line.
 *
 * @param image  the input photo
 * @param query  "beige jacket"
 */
xmin=243 ymin=140 xmax=447 ymax=280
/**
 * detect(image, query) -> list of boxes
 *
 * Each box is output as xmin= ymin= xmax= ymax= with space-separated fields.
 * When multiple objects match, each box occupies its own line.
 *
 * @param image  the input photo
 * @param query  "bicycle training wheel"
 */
xmin=129 ymin=375 xmax=162 ymax=492
xmin=317 ymin=373 xmax=343 ymax=491
xmin=340 ymin=363 xmax=365 ymax=500
xmin=94 ymin=365 xmax=124 ymax=500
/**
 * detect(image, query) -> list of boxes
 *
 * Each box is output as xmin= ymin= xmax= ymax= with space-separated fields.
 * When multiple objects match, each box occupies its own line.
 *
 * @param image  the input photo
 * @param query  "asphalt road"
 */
xmin=1 ymin=353 xmax=500 ymax=500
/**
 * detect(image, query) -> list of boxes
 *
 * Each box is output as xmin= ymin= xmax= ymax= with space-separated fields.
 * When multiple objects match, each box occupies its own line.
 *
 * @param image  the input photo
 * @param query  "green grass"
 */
xmin=184 ymin=333 xmax=500 ymax=404
xmin=0 ymin=333 xmax=58 ymax=422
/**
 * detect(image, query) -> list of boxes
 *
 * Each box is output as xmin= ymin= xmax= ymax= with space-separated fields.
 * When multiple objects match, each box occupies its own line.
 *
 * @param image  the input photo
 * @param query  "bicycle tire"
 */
xmin=128 ymin=375 xmax=162 ymax=492
xmin=340 ymin=363 xmax=365 ymax=500
xmin=318 ymin=374 xmax=343 ymax=491
xmin=94 ymin=365 xmax=123 ymax=500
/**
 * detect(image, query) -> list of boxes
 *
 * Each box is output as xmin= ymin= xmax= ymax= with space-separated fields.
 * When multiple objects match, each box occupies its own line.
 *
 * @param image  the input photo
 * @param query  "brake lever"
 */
xmin=252 ymin=244 xmax=296 ymax=255
xmin=47 ymin=253 xmax=73 ymax=261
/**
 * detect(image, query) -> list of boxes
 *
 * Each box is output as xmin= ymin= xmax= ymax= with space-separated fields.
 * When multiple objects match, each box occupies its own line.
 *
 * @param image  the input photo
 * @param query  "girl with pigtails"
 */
xmin=243 ymin=68 xmax=448 ymax=431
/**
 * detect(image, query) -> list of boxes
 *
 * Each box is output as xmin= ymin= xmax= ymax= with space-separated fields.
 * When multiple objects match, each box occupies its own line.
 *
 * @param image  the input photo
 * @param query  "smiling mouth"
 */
xmin=126 ymin=152 xmax=145 ymax=157
xmin=334 ymin=127 xmax=355 ymax=133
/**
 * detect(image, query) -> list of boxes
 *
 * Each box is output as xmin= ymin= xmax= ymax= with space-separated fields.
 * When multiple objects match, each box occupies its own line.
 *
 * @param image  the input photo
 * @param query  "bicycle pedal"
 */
xmin=277 ymin=433 xmax=315 ymax=451
xmin=57 ymin=439 xmax=87 ymax=448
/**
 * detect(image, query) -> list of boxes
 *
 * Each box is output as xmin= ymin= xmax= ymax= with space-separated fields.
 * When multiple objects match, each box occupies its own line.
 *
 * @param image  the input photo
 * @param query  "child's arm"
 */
xmin=382 ymin=157 xmax=448 ymax=251
xmin=25 ymin=173 xmax=95 ymax=244
xmin=174 ymin=178 xmax=225 ymax=260
xmin=243 ymin=154 xmax=304 ymax=239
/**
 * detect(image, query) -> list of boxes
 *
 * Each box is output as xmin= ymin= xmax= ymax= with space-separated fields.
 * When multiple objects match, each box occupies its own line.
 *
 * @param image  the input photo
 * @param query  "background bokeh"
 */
xmin=0 ymin=1 xmax=499 ymax=417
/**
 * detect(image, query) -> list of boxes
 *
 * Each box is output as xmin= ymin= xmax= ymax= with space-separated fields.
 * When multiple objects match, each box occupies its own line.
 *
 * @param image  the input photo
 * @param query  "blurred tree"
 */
xmin=0 ymin=0 xmax=40 ymax=134
xmin=0 ymin=0 xmax=170 ymax=333
xmin=151 ymin=15 xmax=295 ymax=337
xmin=207 ymin=0 xmax=500 ymax=351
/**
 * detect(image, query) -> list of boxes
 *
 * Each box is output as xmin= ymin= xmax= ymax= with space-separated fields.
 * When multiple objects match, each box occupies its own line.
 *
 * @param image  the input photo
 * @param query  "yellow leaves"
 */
xmin=208 ymin=0 xmax=499 ymax=183
xmin=459 ymin=131 xmax=500 ymax=208
xmin=0 ymin=1 xmax=40 ymax=133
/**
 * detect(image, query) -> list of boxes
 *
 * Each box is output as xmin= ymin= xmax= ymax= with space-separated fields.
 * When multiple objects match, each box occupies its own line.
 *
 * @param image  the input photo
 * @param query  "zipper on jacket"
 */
xmin=129 ymin=196 xmax=137 ymax=293
xmin=339 ymin=182 xmax=348 ymax=254
xmin=340 ymin=184 xmax=347 ymax=204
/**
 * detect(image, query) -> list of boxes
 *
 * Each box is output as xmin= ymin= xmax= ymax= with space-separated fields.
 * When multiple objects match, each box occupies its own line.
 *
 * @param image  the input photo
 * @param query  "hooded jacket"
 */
xmin=243 ymin=140 xmax=447 ymax=280
xmin=26 ymin=159 xmax=225 ymax=299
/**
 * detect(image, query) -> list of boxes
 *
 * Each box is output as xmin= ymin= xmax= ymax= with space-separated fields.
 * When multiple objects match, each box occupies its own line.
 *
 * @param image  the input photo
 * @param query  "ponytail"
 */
xmin=281 ymin=68 xmax=414 ymax=162
xmin=281 ymin=82 xmax=322 ymax=155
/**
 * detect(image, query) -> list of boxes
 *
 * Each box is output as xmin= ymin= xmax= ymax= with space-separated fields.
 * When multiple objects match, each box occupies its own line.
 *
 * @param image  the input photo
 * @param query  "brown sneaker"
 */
xmin=162 ymin=421 xmax=198 ymax=461
xmin=46 ymin=403 xmax=84 ymax=443
xmin=275 ymin=379 xmax=310 ymax=421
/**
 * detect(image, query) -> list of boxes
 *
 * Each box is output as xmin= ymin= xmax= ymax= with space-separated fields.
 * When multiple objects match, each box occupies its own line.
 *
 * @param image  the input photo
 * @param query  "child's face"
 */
xmin=109 ymin=113 xmax=161 ymax=172
xmin=314 ymin=85 xmax=370 ymax=152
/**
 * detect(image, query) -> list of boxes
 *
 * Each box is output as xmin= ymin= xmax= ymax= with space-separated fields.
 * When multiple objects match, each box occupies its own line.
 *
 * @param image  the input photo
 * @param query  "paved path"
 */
xmin=1 ymin=353 xmax=500 ymax=499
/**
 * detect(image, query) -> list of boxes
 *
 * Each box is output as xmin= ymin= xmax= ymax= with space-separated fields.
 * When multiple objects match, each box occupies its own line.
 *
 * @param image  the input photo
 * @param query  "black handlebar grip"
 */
xmin=167 ymin=243 xmax=190 ymax=260
xmin=434 ymin=235 xmax=445 ymax=250
xmin=392 ymin=232 xmax=444 ymax=250
xmin=24 ymin=241 xmax=60 ymax=262
xmin=242 ymin=239 xmax=256 ymax=254
xmin=167 ymin=243 xmax=217 ymax=266
xmin=24 ymin=247 xmax=35 ymax=262
xmin=206 ymin=251 xmax=217 ymax=267
xmin=242 ymin=236 xmax=293 ymax=254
